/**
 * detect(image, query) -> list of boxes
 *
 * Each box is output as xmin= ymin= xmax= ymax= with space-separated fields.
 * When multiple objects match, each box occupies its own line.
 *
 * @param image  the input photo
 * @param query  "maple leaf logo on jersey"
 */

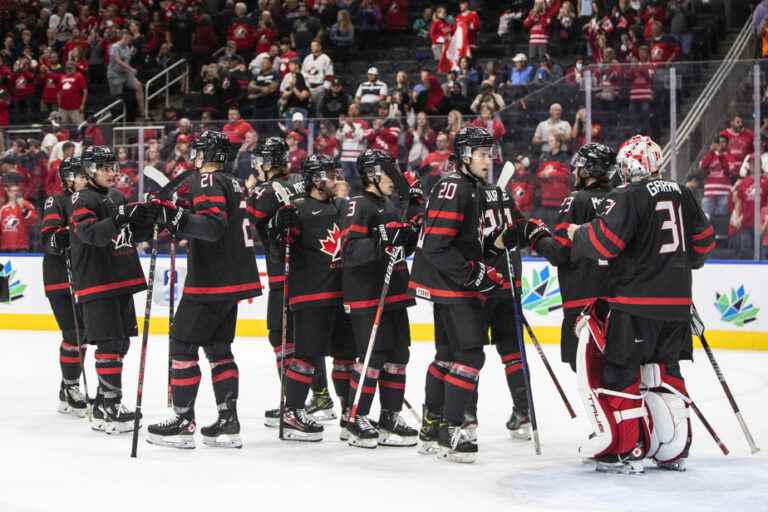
xmin=319 ymin=223 xmax=342 ymax=265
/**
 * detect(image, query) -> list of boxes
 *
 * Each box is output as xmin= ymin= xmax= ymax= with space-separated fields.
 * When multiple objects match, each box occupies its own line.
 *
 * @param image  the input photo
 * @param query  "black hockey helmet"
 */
xmin=191 ymin=130 xmax=230 ymax=165
xmin=453 ymin=125 xmax=495 ymax=161
xmin=571 ymin=142 xmax=616 ymax=186
xmin=302 ymin=153 xmax=339 ymax=192
xmin=81 ymin=145 xmax=116 ymax=179
xmin=254 ymin=136 xmax=289 ymax=171
xmin=59 ymin=156 xmax=85 ymax=191
xmin=356 ymin=148 xmax=394 ymax=187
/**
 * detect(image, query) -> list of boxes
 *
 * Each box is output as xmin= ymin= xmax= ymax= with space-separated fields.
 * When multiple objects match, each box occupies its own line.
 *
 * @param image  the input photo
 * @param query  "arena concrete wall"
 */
xmin=0 ymin=254 xmax=765 ymax=350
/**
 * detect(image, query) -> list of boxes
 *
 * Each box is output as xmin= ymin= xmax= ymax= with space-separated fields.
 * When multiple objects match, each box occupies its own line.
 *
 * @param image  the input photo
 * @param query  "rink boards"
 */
xmin=0 ymin=254 xmax=765 ymax=350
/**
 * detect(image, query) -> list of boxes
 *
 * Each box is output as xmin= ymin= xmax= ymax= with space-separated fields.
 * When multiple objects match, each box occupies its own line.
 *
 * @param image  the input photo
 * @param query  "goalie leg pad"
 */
xmin=641 ymin=363 xmax=692 ymax=464
xmin=576 ymin=314 xmax=646 ymax=459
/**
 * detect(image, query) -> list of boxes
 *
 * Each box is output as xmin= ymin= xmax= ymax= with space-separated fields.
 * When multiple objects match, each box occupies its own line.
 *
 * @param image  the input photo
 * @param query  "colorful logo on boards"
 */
xmin=0 ymin=260 xmax=26 ymax=301
xmin=715 ymin=286 xmax=759 ymax=327
xmin=521 ymin=266 xmax=561 ymax=315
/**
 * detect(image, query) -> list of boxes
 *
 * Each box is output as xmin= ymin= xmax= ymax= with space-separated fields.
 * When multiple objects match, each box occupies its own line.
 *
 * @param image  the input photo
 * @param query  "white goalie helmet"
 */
xmin=616 ymin=134 xmax=663 ymax=184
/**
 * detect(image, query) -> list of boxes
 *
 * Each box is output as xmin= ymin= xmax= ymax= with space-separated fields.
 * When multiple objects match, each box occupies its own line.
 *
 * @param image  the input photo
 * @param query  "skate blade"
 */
xmin=418 ymin=441 xmax=439 ymax=455
xmin=202 ymin=434 xmax=242 ymax=449
xmin=378 ymin=431 xmax=417 ymax=447
xmin=281 ymin=430 xmax=323 ymax=442
xmin=308 ymin=408 xmax=338 ymax=422
xmin=654 ymin=459 xmax=686 ymax=472
xmin=508 ymin=425 xmax=532 ymax=441
xmin=264 ymin=417 xmax=279 ymax=429
xmin=339 ymin=428 xmax=349 ymax=441
xmin=58 ymin=402 xmax=87 ymax=418
xmin=595 ymin=461 xmax=644 ymax=475
xmin=347 ymin=435 xmax=378 ymax=449
xmin=147 ymin=433 xmax=196 ymax=449
xmin=437 ymin=447 xmax=477 ymax=464
xmin=91 ymin=419 xmax=137 ymax=435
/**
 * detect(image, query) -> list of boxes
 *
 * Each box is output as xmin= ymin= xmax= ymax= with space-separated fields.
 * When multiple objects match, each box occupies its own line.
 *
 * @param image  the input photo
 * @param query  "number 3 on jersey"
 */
xmin=656 ymin=200 xmax=686 ymax=254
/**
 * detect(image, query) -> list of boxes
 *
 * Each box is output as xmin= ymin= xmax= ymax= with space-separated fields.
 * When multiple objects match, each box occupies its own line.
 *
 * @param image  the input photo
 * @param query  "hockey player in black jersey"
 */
xmin=566 ymin=135 xmax=715 ymax=473
xmin=409 ymin=126 xmax=507 ymax=463
xmin=146 ymin=130 xmax=262 ymax=450
xmin=340 ymin=149 xmax=420 ymax=449
xmin=248 ymin=137 xmax=334 ymax=427
xmin=41 ymin=156 xmax=88 ymax=417
xmin=69 ymin=146 xmax=155 ymax=434
xmin=267 ymin=154 xmax=356 ymax=441
xmin=523 ymin=143 xmax=615 ymax=372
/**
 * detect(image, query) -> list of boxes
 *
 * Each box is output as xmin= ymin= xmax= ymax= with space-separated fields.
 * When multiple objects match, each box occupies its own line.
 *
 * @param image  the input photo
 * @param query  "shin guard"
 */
xmin=641 ymin=363 xmax=691 ymax=465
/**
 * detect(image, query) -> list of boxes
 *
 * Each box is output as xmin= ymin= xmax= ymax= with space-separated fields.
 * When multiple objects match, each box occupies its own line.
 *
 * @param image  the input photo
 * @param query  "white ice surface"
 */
xmin=1 ymin=331 xmax=766 ymax=512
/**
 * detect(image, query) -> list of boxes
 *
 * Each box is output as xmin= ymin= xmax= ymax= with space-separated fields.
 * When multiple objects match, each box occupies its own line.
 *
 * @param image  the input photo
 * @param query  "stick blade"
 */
xmin=496 ymin=161 xmax=516 ymax=191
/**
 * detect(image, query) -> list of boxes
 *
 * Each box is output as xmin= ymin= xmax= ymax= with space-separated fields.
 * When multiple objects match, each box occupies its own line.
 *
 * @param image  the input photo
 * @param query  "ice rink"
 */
xmin=1 ymin=330 xmax=766 ymax=512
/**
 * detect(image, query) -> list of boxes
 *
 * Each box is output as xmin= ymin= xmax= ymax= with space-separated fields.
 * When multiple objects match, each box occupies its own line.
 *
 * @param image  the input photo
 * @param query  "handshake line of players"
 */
xmin=41 ymin=125 xmax=714 ymax=470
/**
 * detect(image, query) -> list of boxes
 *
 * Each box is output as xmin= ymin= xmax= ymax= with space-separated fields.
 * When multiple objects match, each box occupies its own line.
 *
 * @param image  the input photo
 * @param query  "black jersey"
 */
xmin=480 ymin=187 xmax=525 ymax=300
xmin=177 ymin=171 xmax=262 ymax=302
xmin=41 ymin=193 xmax=74 ymax=297
xmin=535 ymin=183 xmax=612 ymax=312
xmin=69 ymin=185 xmax=150 ymax=303
xmin=248 ymin=175 xmax=304 ymax=289
xmin=283 ymin=196 xmax=346 ymax=310
xmin=409 ymin=173 xmax=488 ymax=305
xmin=572 ymin=179 xmax=714 ymax=320
xmin=341 ymin=191 xmax=417 ymax=314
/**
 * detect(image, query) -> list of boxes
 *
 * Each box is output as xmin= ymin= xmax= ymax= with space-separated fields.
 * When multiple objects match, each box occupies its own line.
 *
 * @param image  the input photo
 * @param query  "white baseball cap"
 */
xmin=367 ymin=67 xmax=379 ymax=76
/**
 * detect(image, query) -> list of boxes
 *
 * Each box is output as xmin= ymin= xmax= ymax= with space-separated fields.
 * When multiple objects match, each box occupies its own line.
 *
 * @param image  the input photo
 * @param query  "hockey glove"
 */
xmin=465 ymin=261 xmax=505 ymax=293
xmin=495 ymin=223 xmax=520 ymax=250
xmin=114 ymin=202 xmax=154 ymax=228
xmin=403 ymin=170 xmax=424 ymax=204
xmin=520 ymin=218 xmax=552 ymax=249
xmin=151 ymin=198 xmax=188 ymax=234
xmin=48 ymin=228 xmax=69 ymax=255
xmin=377 ymin=221 xmax=412 ymax=248
xmin=273 ymin=204 xmax=299 ymax=232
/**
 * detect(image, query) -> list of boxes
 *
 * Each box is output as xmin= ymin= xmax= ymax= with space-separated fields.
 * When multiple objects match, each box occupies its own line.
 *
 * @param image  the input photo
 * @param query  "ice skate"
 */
xmin=146 ymin=412 xmax=196 ymax=449
xmin=654 ymin=457 xmax=687 ymax=472
xmin=463 ymin=410 xmax=478 ymax=443
xmin=280 ymin=408 xmax=323 ymax=442
xmin=377 ymin=410 xmax=417 ymax=447
xmin=418 ymin=407 xmax=441 ymax=455
xmin=57 ymin=383 xmax=87 ymax=418
xmin=594 ymin=444 xmax=645 ymax=475
xmin=347 ymin=414 xmax=378 ymax=449
xmin=437 ymin=423 xmax=478 ymax=464
xmin=506 ymin=408 xmax=532 ymax=441
xmin=92 ymin=397 xmax=140 ymax=435
xmin=264 ymin=407 xmax=280 ymax=428
xmin=339 ymin=407 xmax=350 ymax=441
xmin=201 ymin=406 xmax=242 ymax=449
xmin=306 ymin=389 xmax=337 ymax=422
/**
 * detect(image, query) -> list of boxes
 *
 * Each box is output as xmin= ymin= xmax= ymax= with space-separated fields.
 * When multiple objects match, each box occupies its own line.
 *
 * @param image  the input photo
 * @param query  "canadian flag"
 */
xmin=438 ymin=19 xmax=471 ymax=73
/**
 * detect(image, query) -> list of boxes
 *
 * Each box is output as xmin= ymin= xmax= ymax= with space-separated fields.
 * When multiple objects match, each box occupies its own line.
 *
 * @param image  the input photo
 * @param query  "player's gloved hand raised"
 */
xmin=49 ymin=228 xmax=69 ymax=254
xmin=114 ymin=202 xmax=155 ymax=227
xmin=520 ymin=218 xmax=551 ymax=248
xmin=464 ymin=261 xmax=506 ymax=293
xmin=273 ymin=204 xmax=299 ymax=232
xmin=377 ymin=221 xmax=412 ymax=248
xmin=403 ymin=170 xmax=424 ymax=203
xmin=150 ymin=198 xmax=188 ymax=234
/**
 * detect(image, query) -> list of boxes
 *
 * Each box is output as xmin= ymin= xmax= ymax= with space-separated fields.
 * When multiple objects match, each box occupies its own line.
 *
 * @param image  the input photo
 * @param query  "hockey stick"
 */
xmin=130 ymin=224 xmax=159 ymax=458
xmin=691 ymin=306 xmax=760 ymax=454
xmin=689 ymin=400 xmax=729 ymax=455
xmin=520 ymin=315 xmax=577 ymax=418
xmin=403 ymin=397 xmax=422 ymax=425
xmin=166 ymin=236 xmax=176 ymax=408
xmin=506 ymin=250 xmax=541 ymax=454
xmin=348 ymin=245 xmax=402 ymax=424
xmin=64 ymin=247 xmax=91 ymax=421
xmin=272 ymin=181 xmax=292 ymax=441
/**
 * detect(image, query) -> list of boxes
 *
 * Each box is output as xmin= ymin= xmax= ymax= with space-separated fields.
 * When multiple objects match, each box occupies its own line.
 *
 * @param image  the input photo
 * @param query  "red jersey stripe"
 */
xmin=344 ymin=292 xmax=412 ymax=310
xmin=607 ymin=296 xmax=692 ymax=305
xmin=192 ymin=195 xmax=226 ymax=205
xmin=587 ymin=224 xmax=615 ymax=259
xmin=76 ymin=277 xmax=146 ymax=298
xmin=598 ymin=219 xmax=625 ymax=250
xmin=428 ymin=210 xmax=464 ymax=221
xmin=43 ymin=213 xmax=62 ymax=222
xmin=45 ymin=282 xmax=70 ymax=292
xmin=692 ymin=225 xmax=714 ymax=241
xmin=246 ymin=205 xmax=267 ymax=219
xmin=424 ymin=227 xmax=458 ymax=236
xmin=693 ymin=241 xmax=715 ymax=254
xmin=289 ymin=291 xmax=344 ymax=305
xmin=184 ymin=282 xmax=262 ymax=295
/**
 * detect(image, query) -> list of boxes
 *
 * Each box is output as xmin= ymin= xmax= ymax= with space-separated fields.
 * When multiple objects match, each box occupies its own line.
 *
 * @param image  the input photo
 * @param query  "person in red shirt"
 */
xmin=524 ymin=0 xmax=553 ymax=62
xmin=699 ymin=135 xmax=737 ymax=231
xmin=313 ymin=120 xmax=339 ymax=158
xmin=286 ymin=131 xmax=307 ymax=174
xmin=222 ymin=107 xmax=255 ymax=144
xmin=0 ymin=184 xmax=38 ymax=252
xmin=720 ymin=115 xmax=754 ymax=175
xmin=379 ymin=0 xmax=408 ymax=31
xmin=429 ymin=6 xmax=454 ymax=60
xmin=648 ymin=21 xmax=680 ymax=65
xmin=366 ymin=102 xmax=401 ymax=158
xmin=57 ymin=63 xmax=88 ymax=125
xmin=254 ymin=17 xmax=276 ymax=56
xmin=534 ymin=134 xmax=571 ymax=228
xmin=62 ymin=29 xmax=90 ymax=64
xmin=45 ymin=142 xmax=77 ymax=197
xmin=11 ymin=57 xmax=36 ymax=123
xmin=761 ymin=205 xmax=768 ymax=260
xmin=418 ymin=131 xmax=452 ymax=194
xmin=507 ymin=155 xmax=536 ymax=214
xmin=730 ymin=160 xmax=768 ymax=259
xmin=0 ymin=88 xmax=9 ymax=127
xmin=227 ymin=3 xmax=257 ymax=59
xmin=455 ymin=0 xmax=480 ymax=48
